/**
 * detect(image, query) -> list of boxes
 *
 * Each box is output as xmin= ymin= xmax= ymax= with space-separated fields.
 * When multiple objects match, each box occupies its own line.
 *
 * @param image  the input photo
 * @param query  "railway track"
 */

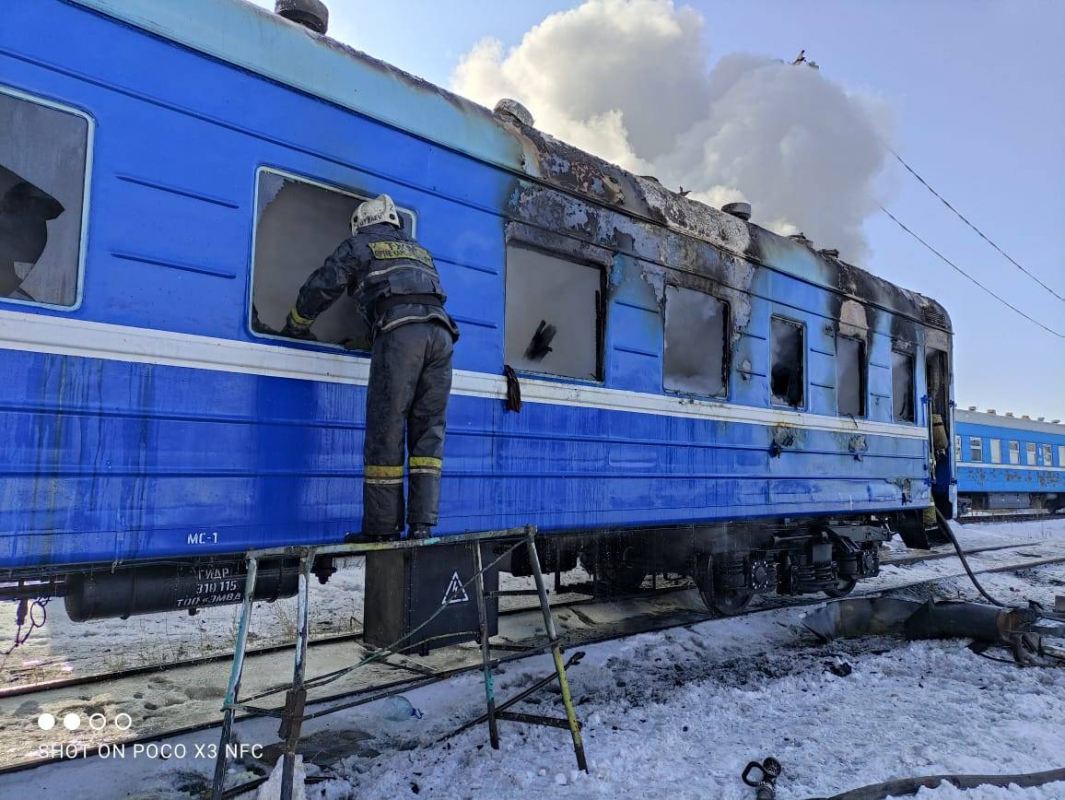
xmin=2 ymin=537 xmax=1064 ymax=780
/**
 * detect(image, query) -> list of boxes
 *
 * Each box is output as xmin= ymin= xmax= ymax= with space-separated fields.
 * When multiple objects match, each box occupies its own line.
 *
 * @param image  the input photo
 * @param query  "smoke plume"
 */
xmin=452 ymin=0 xmax=890 ymax=260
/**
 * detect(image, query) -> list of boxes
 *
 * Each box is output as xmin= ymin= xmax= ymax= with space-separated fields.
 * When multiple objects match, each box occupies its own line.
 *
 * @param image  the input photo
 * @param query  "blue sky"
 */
xmin=252 ymin=0 xmax=1064 ymax=417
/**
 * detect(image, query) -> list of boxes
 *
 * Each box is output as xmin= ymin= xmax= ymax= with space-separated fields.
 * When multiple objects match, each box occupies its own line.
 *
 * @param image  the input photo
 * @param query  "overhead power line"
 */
xmin=888 ymin=148 xmax=1065 ymax=303
xmin=878 ymin=203 xmax=1064 ymax=339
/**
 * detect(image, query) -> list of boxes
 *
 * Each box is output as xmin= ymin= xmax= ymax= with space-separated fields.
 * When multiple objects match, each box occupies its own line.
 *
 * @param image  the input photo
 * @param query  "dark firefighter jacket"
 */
xmin=289 ymin=223 xmax=459 ymax=341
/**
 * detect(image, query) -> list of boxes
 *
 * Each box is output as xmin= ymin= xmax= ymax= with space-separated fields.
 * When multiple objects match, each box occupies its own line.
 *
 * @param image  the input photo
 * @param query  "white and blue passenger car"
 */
xmin=955 ymin=409 xmax=1064 ymax=514
xmin=0 ymin=0 xmax=955 ymax=618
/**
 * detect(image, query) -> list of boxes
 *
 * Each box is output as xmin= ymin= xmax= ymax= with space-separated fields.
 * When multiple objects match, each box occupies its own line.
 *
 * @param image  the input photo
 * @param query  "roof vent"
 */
xmin=1038 ymin=417 xmax=1045 ymax=421
xmin=1053 ymin=419 xmax=1061 ymax=424
xmin=494 ymin=98 xmax=535 ymax=127
xmin=275 ymin=0 xmax=329 ymax=34
xmin=722 ymin=201 xmax=751 ymax=221
xmin=1006 ymin=412 xmax=1014 ymax=417
xmin=1022 ymin=415 xmax=1031 ymax=420
xmin=968 ymin=406 xmax=977 ymax=411
xmin=987 ymin=409 xmax=996 ymax=414
xmin=788 ymin=232 xmax=813 ymax=246
xmin=922 ymin=306 xmax=948 ymax=328
xmin=819 ymin=248 xmax=840 ymax=259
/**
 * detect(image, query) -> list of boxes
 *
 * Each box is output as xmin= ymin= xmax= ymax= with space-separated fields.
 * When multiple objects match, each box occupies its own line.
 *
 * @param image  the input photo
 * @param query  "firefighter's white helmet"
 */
xmin=352 ymin=194 xmax=400 ymax=233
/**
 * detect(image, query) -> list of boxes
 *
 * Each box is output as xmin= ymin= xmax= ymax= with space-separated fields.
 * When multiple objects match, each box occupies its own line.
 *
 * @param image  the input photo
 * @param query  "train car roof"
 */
xmin=956 ymin=409 xmax=1065 ymax=437
xmin=70 ymin=0 xmax=951 ymax=334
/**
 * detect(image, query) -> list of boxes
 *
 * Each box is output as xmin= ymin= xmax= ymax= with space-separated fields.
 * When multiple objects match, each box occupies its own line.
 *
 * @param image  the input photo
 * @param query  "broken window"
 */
xmin=954 ymin=435 xmax=962 ymax=462
xmin=990 ymin=438 xmax=1002 ymax=464
xmin=0 ymin=87 xmax=90 ymax=307
xmin=504 ymin=245 xmax=603 ymax=381
xmin=1026 ymin=442 xmax=1036 ymax=464
xmin=969 ymin=437 xmax=983 ymax=463
xmin=891 ymin=350 xmax=915 ymax=423
xmin=663 ymin=285 xmax=728 ymax=397
xmin=1009 ymin=440 xmax=1020 ymax=465
xmin=835 ymin=335 xmax=865 ymax=417
xmin=1042 ymin=444 xmax=1052 ymax=465
xmin=250 ymin=169 xmax=414 ymax=349
xmin=770 ymin=316 xmax=804 ymax=408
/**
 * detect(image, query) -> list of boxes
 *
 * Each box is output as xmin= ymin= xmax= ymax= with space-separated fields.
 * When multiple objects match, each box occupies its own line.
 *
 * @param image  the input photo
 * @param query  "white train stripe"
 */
xmin=956 ymin=462 xmax=1061 ymax=472
xmin=0 ymin=308 xmax=928 ymax=440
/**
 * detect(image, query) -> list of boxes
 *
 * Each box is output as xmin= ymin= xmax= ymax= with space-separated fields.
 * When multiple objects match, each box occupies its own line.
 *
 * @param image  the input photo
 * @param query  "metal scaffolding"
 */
xmin=209 ymin=525 xmax=586 ymax=800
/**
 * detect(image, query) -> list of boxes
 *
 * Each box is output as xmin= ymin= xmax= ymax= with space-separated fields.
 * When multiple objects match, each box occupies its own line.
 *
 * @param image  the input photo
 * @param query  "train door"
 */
xmin=925 ymin=348 xmax=954 ymax=517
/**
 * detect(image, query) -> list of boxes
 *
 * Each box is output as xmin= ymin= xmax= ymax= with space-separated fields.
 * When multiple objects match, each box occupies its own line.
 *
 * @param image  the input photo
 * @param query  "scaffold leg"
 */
xmin=210 ymin=557 xmax=260 ymax=800
xmin=525 ymin=528 xmax=589 ymax=772
xmin=472 ymin=543 xmax=500 ymax=749
xmin=279 ymin=554 xmax=313 ymax=800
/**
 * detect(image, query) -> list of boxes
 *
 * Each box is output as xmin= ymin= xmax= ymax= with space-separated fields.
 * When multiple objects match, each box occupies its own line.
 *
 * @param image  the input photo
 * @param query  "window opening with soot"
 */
xmin=0 ymin=87 xmax=90 ymax=307
xmin=250 ymin=169 xmax=415 ymax=350
xmin=663 ymin=285 xmax=728 ymax=397
xmin=835 ymin=335 xmax=865 ymax=417
xmin=891 ymin=350 xmax=915 ymax=423
xmin=504 ymin=245 xmax=603 ymax=381
xmin=770 ymin=316 xmax=804 ymax=409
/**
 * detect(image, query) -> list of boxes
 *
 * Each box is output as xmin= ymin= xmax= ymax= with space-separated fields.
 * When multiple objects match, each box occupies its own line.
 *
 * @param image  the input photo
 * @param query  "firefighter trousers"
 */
xmin=362 ymin=321 xmax=454 ymax=536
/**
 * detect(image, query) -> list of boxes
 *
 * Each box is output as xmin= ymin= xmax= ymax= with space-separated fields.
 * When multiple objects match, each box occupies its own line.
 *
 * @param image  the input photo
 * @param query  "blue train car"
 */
xmin=0 ymin=0 xmax=954 ymax=619
xmin=955 ymin=409 xmax=1065 ymax=514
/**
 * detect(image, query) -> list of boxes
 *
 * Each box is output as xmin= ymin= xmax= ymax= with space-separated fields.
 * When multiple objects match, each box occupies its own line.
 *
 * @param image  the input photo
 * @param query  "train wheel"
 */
xmin=579 ymin=545 xmax=647 ymax=594
xmin=705 ymin=590 xmax=754 ymax=616
xmin=824 ymin=577 xmax=857 ymax=598
xmin=693 ymin=555 xmax=754 ymax=616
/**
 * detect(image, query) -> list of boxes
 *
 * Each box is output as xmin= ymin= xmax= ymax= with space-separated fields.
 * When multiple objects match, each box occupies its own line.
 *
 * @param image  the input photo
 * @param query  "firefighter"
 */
xmin=281 ymin=194 xmax=459 ymax=541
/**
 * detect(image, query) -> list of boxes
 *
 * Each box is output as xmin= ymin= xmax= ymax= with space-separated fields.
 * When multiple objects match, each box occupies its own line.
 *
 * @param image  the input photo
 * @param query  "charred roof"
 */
xmin=73 ymin=0 xmax=950 ymax=334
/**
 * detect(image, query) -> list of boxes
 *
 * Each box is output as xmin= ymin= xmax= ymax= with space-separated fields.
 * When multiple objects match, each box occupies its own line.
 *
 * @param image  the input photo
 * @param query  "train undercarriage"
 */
xmin=958 ymin=492 xmax=1062 ymax=516
xmin=0 ymin=512 xmax=931 ymax=625
xmin=519 ymin=516 xmax=894 ymax=616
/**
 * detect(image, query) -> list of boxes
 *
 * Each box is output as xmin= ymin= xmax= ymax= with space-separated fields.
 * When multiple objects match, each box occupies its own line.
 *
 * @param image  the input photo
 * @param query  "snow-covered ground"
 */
xmin=1 ymin=518 xmax=1063 ymax=799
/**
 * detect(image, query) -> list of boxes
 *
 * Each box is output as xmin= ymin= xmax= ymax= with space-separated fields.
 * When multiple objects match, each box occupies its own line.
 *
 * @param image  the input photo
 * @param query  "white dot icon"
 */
xmin=37 ymin=713 xmax=56 ymax=731
xmin=63 ymin=713 xmax=81 ymax=731
xmin=89 ymin=713 xmax=107 ymax=731
xmin=114 ymin=713 xmax=132 ymax=731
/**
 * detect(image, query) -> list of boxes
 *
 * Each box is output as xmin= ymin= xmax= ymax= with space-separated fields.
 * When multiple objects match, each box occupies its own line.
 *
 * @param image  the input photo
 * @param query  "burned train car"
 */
xmin=0 ymin=0 xmax=954 ymax=620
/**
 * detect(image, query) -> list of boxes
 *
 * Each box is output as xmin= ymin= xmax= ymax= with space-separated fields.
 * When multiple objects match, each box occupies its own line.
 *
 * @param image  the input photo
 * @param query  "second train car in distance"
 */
xmin=0 ymin=0 xmax=956 ymax=622
xmin=955 ymin=409 xmax=1065 ymax=515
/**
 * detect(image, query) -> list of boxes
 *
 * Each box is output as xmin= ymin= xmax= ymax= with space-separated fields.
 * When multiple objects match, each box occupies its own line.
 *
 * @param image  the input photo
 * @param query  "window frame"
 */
xmin=0 ymin=83 xmax=94 ymax=313
xmin=1059 ymin=445 xmax=1065 ymax=468
xmin=834 ymin=334 xmax=866 ymax=418
xmin=503 ymin=243 xmax=606 ymax=384
xmin=1009 ymin=440 xmax=1020 ymax=465
xmin=989 ymin=438 xmax=1002 ymax=464
xmin=662 ymin=283 xmax=730 ymax=400
xmin=889 ymin=348 xmax=917 ymax=424
xmin=954 ymin=435 xmax=962 ymax=463
xmin=1026 ymin=442 xmax=1036 ymax=465
xmin=969 ymin=437 xmax=983 ymax=463
xmin=769 ymin=314 xmax=806 ymax=410
xmin=246 ymin=166 xmax=417 ymax=348
xmin=1041 ymin=443 xmax=1052 ymax=466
